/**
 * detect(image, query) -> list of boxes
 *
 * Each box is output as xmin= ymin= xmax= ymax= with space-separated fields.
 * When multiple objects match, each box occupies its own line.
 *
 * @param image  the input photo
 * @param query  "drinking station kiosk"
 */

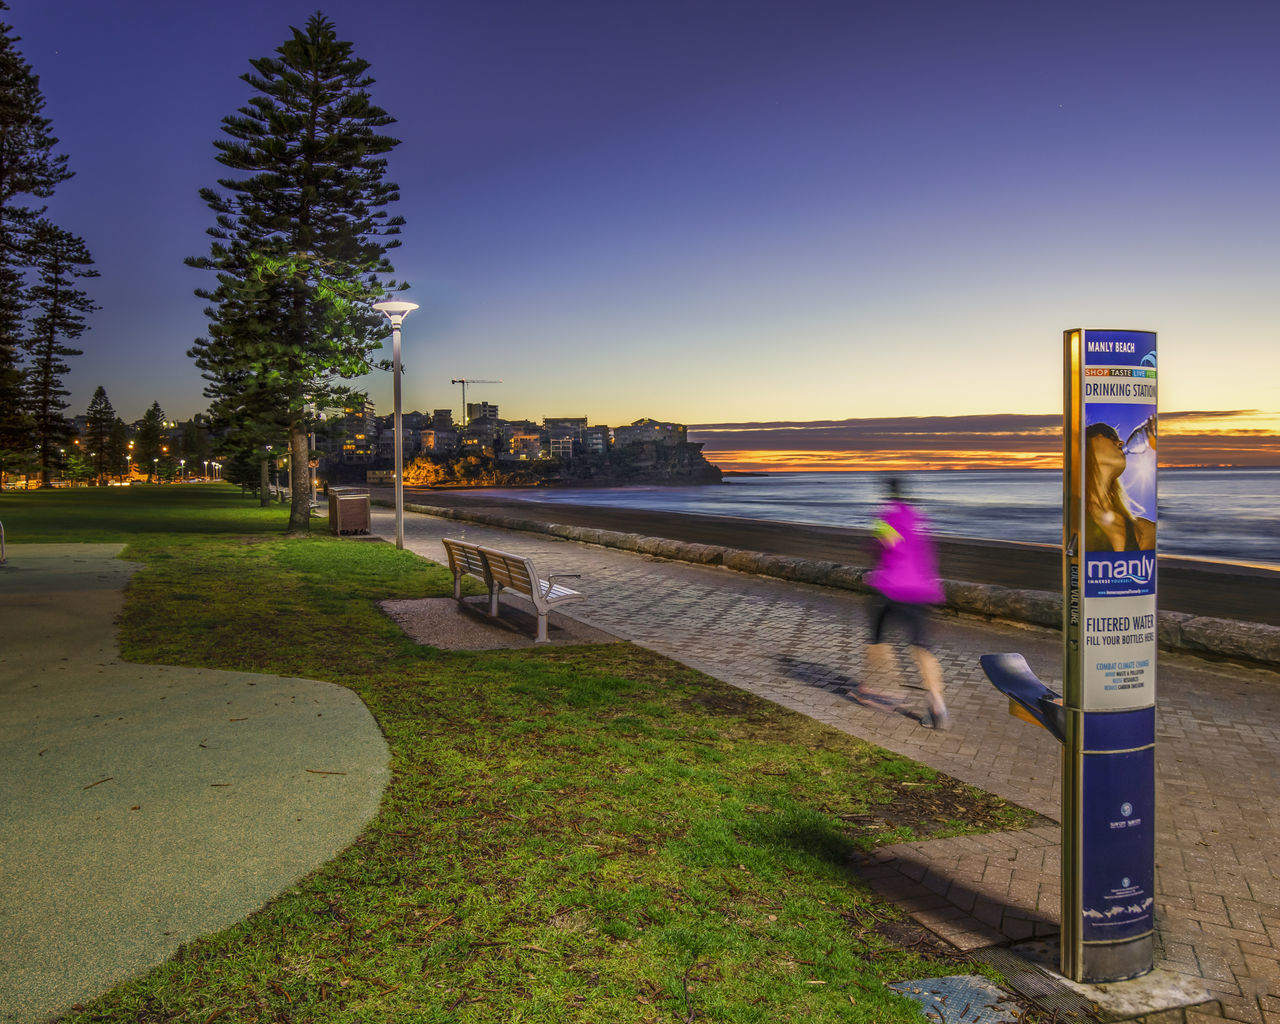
xmin=982 ymin=328 xmax=1158 ymax=983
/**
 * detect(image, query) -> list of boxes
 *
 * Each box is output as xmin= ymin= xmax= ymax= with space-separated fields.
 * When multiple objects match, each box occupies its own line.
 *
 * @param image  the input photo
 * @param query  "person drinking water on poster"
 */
xmin=1084 ymin=414 xmax=1157 ymax=553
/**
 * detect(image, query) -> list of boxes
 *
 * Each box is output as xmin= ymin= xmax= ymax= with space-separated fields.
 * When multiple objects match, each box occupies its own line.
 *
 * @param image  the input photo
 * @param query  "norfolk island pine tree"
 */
xmin=187 ymin=12 xmax=407 ymax=533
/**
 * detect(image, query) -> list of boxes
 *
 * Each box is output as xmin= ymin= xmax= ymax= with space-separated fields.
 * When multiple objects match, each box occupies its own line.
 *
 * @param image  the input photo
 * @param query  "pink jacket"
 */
xmin=866 ymin=501 xmax=945 ymax=604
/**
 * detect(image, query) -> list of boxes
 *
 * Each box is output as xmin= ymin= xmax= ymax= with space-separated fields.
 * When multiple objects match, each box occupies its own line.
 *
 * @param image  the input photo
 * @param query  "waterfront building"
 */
xmin=613 ymin=418 xmax=687 ymax=448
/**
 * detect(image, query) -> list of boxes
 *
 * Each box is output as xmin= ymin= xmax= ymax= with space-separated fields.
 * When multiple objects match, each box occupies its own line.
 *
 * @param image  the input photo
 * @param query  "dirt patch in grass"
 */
xmin=841 ymin=771 xmax=1038 ymax=839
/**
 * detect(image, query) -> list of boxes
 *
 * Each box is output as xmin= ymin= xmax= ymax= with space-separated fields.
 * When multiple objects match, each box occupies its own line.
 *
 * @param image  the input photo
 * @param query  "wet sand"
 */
xmin=392 ymin=486 xmax=1280 ymax=628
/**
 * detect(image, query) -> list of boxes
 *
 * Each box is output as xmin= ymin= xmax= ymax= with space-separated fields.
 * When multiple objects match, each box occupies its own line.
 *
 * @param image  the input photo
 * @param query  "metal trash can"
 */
xmin=328 ymin=487 xmax=370 ymax=535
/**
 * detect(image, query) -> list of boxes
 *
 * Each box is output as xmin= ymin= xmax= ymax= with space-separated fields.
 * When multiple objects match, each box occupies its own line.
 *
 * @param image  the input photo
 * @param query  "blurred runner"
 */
xmin=863 ymin=477 xmax=950 ymax=729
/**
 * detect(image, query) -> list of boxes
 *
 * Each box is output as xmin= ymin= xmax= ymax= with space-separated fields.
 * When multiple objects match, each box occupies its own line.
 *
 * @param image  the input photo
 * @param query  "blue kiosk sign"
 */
xmin=981 ymin=329 xmax=1157 ymax=982
xmin=1064 ymin=328 xmax=1158 ymax=982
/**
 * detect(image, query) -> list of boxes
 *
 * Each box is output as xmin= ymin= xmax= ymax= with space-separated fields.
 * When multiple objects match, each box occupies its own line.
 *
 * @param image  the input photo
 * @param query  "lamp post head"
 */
xmin=373 ymin=299 xmax=419 ymax=328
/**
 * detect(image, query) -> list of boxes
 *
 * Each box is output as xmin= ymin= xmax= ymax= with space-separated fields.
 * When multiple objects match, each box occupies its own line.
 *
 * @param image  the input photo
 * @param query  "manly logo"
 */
xmin=1085 ymin=552 xmax=1156 ymax=597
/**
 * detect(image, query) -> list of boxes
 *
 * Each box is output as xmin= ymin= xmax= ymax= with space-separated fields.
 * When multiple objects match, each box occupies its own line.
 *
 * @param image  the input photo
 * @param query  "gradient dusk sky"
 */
xmin=8 ymin=0 xmax=1279 ymax=468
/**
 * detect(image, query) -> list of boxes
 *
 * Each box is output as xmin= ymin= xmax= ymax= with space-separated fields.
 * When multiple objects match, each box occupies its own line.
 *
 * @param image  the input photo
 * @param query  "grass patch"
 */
xmin=21 ymin=489 xmax=1037 ymax=1022
xmin=0 ymin=483 xmax=292 ymax=542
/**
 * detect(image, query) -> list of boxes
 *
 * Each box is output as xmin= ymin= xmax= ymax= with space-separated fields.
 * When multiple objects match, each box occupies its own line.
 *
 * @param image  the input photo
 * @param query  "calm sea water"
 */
xmin=476 ymin=468 xmax=1280 ymax=568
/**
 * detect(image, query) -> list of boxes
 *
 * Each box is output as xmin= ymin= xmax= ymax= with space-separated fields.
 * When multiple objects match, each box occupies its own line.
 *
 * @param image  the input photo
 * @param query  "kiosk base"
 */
xmin=1081 ymin=934 xmax=1154 ymax=984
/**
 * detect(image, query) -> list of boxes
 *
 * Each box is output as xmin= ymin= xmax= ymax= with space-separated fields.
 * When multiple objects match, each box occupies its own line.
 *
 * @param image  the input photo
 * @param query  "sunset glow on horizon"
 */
xmin=694 ymin=411 xmax=1280 ymax=474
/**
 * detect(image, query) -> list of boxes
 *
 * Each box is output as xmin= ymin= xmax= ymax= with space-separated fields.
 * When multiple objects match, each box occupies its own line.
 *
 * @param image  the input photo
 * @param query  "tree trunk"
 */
xmin=287 ymin=420 xmax=312 ymax=534
xmin=259 ymin=457 xmax=271 ymax=507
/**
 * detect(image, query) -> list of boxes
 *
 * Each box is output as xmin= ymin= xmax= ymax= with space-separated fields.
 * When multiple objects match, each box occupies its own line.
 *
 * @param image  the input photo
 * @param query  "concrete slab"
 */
xmin=381 ymin=594 xmax=622 ymax=649
xmin=1011 ymin=938 xmax=1213 ymax=1019
xmin=0 ymin=545 xmax=390 ymax=1024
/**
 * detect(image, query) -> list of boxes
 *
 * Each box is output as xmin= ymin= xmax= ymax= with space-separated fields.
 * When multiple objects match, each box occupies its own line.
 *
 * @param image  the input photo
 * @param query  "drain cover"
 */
xmin=888 ymin=974 xmax=1022 ymax=1023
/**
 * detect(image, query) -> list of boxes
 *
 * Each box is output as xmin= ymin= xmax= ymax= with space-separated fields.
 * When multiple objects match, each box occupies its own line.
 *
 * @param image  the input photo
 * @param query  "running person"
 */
xmin=864 ymin=477 xmax=950 ymax=730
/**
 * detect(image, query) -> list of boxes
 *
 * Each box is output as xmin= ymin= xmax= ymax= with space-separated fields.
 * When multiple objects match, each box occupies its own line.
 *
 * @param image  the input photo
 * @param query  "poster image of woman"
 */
xmin=1084 ymin=414 xmax=1157 ymax=553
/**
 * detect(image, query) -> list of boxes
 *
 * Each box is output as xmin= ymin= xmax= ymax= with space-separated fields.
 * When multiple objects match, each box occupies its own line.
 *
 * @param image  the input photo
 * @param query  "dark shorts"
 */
xmin=869 ymin=594 xmax=932 ymax=649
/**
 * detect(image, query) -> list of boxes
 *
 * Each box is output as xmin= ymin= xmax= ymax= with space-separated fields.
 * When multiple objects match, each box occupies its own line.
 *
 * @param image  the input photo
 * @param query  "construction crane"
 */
xmin=450 ymin=379 xmax=502 ymax=427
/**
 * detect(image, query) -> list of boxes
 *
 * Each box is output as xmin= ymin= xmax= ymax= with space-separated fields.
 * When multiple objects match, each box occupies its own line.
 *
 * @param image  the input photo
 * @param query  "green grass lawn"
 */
xmin=7 ymin=487 xmax=1039 ymax=1022
xmin=0 ymin=482 xmax=293 ymax=542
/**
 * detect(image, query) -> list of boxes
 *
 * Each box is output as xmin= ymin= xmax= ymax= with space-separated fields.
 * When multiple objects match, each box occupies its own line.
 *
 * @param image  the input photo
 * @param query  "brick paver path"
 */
xmin=383 ymin=509 xmax=1280 ymax=1023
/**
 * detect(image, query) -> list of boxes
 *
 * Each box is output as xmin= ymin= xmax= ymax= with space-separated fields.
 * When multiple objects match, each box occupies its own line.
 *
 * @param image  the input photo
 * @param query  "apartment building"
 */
xmin=612 ymin=418 xmax=687 ymax=447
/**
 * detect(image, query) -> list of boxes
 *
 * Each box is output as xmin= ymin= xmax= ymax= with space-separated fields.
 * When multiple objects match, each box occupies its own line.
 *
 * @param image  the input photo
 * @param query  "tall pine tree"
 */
xmin=0 ymin=3 xmax=73 ymax=481
xmin=188 ymin=12 xmax=406 ymax=532
xmin=107 ymin=416 xmax=131 ymax=481
xmin=23 ymin=219 xmax=98 ymax=485
xmin=83 ymin=385 xmax=115 ymax=485
xmin=134 ymin=400 xmax=166 ymax=482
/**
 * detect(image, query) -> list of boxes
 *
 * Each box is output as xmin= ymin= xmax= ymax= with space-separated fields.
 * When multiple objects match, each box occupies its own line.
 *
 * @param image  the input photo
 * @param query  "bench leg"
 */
xmin=488 ymin=584 xmax=501 ymax=617
xmin=535 ymin=610 xmax=549 ymax=644
xmin=453 ymin=572 xmax=462 ymax=600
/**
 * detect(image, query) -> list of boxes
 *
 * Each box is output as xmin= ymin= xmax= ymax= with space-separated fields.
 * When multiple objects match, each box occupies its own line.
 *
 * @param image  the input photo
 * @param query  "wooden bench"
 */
xmin=441 ymin=538 xmax=583 ymax=643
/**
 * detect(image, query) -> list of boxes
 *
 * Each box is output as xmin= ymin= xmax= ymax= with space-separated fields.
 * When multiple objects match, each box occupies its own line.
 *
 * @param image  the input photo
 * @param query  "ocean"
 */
xmin=473 ymin=467 xmax=1280 ymax=568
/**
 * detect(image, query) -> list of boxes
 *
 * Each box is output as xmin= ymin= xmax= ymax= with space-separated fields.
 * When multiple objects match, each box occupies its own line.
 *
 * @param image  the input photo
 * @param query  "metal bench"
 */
xmin=440 ymin=537 xmax=583 ymax=643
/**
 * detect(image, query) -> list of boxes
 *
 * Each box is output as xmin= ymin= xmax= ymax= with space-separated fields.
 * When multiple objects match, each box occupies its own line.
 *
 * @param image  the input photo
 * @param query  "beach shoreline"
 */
xmin=388 ymin=485 xmax=1277 ymax=618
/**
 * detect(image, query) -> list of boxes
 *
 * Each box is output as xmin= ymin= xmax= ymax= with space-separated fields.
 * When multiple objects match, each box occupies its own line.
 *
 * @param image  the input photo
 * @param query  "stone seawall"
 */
xmin=397 ymin=500 xmax=1280 ymax=669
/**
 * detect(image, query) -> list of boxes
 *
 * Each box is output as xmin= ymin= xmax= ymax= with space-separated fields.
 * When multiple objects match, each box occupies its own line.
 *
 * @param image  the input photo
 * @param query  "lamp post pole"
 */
xmin=373 ymin=300 xmax=419 ymax=550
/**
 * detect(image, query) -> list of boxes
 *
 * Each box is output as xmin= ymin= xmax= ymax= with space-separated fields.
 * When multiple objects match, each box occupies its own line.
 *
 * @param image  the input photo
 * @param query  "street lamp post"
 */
xmin=373 ymin=299 xmax=419 ymax=550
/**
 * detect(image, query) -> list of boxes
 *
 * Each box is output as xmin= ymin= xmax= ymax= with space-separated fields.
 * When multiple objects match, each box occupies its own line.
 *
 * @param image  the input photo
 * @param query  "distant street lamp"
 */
xmin=373 ymin=298 xmax=419 ymax=550
xmin=203 ymin=459 xmax=209 ymax=480
xmin=179 ymin=458 xmax=185 ymax=481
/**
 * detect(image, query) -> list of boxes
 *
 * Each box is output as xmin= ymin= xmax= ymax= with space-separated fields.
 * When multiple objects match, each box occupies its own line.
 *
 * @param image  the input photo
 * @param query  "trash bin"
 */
xmin=328 ymin=487 xmax=370 ymax=535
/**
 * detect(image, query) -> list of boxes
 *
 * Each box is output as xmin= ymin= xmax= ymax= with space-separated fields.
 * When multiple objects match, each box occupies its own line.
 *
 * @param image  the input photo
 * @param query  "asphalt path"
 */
xmin=395 ymin=487 xmax=1280 ymax=627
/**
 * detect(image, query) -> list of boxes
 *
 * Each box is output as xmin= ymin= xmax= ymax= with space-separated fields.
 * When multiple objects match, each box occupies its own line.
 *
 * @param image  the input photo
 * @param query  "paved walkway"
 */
xmin=0 ymin=545 xmax=390 ymax=1024
xmin=384 ymin=510 xmax=1280 ymax=1024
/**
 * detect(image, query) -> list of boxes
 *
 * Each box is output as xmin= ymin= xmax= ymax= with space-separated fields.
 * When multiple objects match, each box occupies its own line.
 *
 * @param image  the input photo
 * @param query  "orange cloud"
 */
xmin=693 ymin=411 xmax=1280 ymax=473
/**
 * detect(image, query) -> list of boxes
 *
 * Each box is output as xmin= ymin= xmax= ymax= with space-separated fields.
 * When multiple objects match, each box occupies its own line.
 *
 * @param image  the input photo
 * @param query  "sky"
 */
xmin=8 ymin=0 xmax=1280 ymax=470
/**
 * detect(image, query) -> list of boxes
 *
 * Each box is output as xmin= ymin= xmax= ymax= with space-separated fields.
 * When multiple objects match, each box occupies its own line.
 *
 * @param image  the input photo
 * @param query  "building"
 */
xmin=581 ymin=425 xmax=610 ymax=455
xmin=543 ymin=416 xmax=587 ymax=461
xmin=613 ymin=418 xmax=688 ymax=448
xmin=466 ymin=402 xmax=499 ymax=426
xmin=376 ymin=423 xmax=421 ymax=460
xmin=421 ymin=428 xmax=459 ymax=453
xmin=339 ymin=400 xmax=377 ymax=463
xmin=507 ymin=433 xmax=543 ymax=459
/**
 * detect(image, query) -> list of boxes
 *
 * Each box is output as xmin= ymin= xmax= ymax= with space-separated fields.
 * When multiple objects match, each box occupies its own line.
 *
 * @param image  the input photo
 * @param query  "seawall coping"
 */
xmin=397 ymin=500 xmax=1280 ymax=669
